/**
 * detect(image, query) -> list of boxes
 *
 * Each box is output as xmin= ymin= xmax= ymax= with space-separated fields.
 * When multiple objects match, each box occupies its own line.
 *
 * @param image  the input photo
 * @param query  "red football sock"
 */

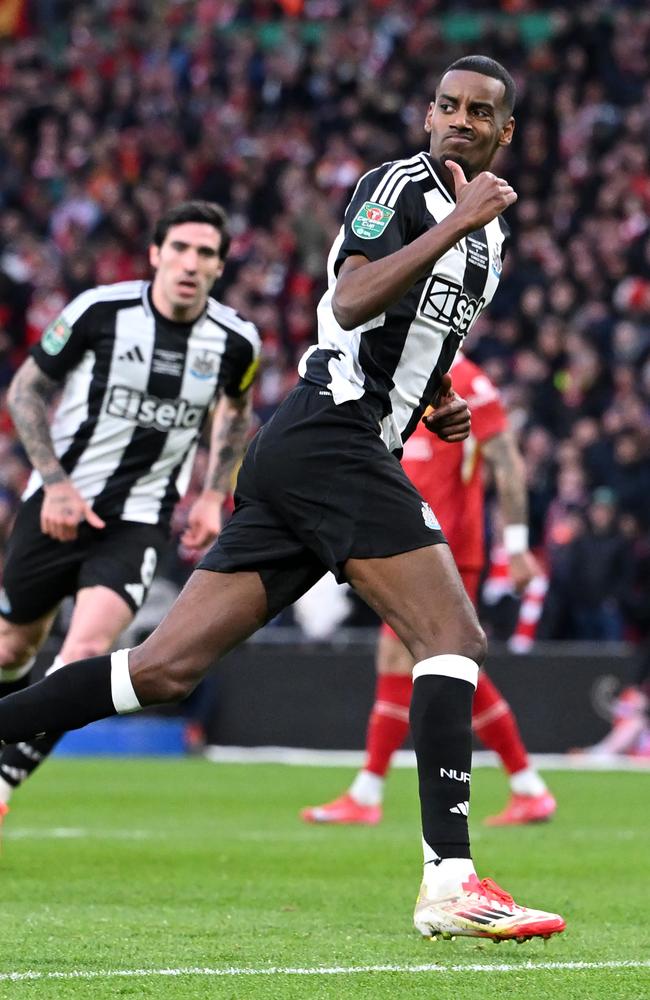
xmin=472 ymin=672 xmax=528 ymax=776
xmin=364 ymin=673 xmax=412 ymax=777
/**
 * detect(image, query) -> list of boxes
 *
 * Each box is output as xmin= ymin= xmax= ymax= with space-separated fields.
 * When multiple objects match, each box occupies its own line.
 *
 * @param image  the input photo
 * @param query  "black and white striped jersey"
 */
xmin=298 ymin=152 xmax=509 ymax=454
xmin=25 ymin=280 xmax=260 ymax=528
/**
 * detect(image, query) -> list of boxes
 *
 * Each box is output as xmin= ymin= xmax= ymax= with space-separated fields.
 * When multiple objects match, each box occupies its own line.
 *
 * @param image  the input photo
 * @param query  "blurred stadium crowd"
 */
xmin=0 ymin=1 xmax=649 ymax=643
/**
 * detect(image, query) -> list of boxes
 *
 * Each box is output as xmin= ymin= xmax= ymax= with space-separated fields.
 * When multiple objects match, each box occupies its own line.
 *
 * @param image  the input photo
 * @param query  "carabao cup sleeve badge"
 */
xmin=351 ymin=201 xmax=395 ymax=240
xmin=41 ymin=317 xmax=72 ymax=355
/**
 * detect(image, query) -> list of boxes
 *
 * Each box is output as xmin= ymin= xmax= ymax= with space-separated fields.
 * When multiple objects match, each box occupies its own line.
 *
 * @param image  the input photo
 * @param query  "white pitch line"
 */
xmin=4 ymin=828 xmax=155 ymax=841
xmin=1 ymin=960 xmax=648 ymax=982
xmin=202 ymin=746 xmax=650 ymax=771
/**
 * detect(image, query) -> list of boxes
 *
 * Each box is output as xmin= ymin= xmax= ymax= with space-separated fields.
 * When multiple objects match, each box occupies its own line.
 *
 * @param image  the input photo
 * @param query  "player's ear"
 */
xmin=498 ymin=116 xmax=515 ymax=148
xmin=424 ymin=101 xmax=435 ymax=134
xmin=149 ymin=243 xmax=160 ymax=269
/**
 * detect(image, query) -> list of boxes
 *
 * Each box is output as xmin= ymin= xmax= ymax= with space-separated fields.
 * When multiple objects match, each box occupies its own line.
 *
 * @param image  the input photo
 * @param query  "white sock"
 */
xmin=0 ymin=775 xmax=13 ymax=806
xmin=110 ymin=649 xmax=142 ymax=714
xmin=510 ymin=767 xmax=547 ymax=797
xmin=422 ymin=849 xmax=476 ymax=900
xmin=349 ymin=770 xmax=384 ymax=806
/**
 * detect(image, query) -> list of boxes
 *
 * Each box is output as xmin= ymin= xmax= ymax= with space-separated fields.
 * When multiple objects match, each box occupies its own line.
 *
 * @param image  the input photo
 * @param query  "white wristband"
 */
xmin=504 ymin=524 xmax=529 ymax=555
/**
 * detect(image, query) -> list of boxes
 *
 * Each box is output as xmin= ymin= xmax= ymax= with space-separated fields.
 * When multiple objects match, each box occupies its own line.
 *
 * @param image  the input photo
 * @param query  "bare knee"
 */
xmin=60 ymin=637 xmax=114 ymax=663
xmin=0 ymin=633 xmax=37 ymax=677
xmin=127 ymin=645 xmax=200 ymax=705
xmin=410 ymin=618 xmax=488 ymax=668
xmin=456 ymin=623 xmax=488 ymax=666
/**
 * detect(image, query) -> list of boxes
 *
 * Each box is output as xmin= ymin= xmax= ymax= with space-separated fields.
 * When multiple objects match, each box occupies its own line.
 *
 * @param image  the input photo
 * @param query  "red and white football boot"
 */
xmin=414 ymin=873 xmax=566 ymax=941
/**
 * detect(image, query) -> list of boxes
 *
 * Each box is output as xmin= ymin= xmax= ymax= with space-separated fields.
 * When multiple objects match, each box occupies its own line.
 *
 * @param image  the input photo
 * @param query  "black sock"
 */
xmin=410 ymin=672 xmax=475 ymax=860
xmin=0 ymin=656 xmax=117 ymax=744
xmin=0 ymin=733 xmax=61 ymax=789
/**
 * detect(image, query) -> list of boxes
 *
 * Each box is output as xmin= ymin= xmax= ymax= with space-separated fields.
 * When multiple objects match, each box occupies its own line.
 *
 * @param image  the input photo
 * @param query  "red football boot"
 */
xmin=484 ymin=791 xmax=556 ymax=827
xmin=300 ymin=793 xmax=382 ymax=825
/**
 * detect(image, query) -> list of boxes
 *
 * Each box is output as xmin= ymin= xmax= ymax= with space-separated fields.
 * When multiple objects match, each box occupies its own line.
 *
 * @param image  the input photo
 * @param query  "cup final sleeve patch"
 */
xmin=351 ymin=201 xmax=396 ymax=239
xmin=41 ymin=317 xmax=73 ymax=355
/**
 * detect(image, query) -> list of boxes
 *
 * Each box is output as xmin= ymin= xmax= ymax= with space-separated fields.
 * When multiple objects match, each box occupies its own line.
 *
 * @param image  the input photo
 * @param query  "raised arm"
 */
xmin=333 ymin=161 xmax=516 ymax=330
xmin=8 ymin=357 xmax=105 ymax=541
xmin=181 ymin=390 xmax=254 ymax=549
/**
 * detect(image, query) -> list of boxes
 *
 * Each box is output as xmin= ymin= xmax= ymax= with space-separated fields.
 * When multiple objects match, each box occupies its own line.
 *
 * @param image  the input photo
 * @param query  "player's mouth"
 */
xmin=177 ymin=279 xmax=198 ymax=294
xmin=445 ymin=133 xmax=474 ymax=144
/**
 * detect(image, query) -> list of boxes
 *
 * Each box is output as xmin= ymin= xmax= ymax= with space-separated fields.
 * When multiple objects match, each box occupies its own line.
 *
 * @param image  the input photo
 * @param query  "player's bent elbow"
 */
xmin=332 ymin=294 xmax=360 ymax=331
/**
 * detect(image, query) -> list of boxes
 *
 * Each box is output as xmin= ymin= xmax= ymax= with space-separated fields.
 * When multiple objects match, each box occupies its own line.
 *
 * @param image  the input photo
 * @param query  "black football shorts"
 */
xmin=0 ymin=491 xmax=167 ymax=623
xmin=199 ymin=382 xmax=446 ymax=618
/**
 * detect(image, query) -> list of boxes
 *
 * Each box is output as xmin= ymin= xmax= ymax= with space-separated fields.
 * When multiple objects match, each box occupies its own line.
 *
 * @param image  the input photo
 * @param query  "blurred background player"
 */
xmin=302 ymin=353 xmax=556 ymax=827
xmin=0 ymin=200 xmax=260 ymax=822
xmin=573 ymin=648 xmax=650 ymax=758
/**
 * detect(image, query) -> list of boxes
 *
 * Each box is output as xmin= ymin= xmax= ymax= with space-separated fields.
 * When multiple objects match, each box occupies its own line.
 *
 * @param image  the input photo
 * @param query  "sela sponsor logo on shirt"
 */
xmin=440 ymin=767 xmax=471 ymax=783
xmin=106 ymin=385 xmax=203 ymax=430
xmin=421 ymin=502 xmax=440 ymax=530
xmin=420 ymin=276 xmax=486 ymax=339
xmin=189 ymin=349 xmax=219 ymax=380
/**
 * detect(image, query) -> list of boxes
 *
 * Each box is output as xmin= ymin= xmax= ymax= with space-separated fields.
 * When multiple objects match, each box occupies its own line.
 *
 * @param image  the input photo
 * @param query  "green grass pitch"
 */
xmin=0 ymin=759 xmax=648 ymax=999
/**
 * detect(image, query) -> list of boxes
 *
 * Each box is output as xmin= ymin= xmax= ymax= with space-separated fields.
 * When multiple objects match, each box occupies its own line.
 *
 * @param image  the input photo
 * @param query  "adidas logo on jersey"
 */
xmin=118 ymin=345 xmax=146 ymax=363
xmin=450 ymin=801 xmax=469 ymax=815
xmin=106 ymin=385 xmax=203 ymax=431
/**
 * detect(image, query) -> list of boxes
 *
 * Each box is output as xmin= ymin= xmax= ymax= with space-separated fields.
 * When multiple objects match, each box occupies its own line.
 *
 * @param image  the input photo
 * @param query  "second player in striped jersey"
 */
xmin=0 ymin=200 xmax=260 ymax=819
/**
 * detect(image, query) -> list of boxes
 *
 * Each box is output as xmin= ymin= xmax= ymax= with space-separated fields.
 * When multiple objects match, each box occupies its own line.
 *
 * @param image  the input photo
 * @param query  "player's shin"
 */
xmin=0 ymin=650 xmax=141 ymax=744
xmin=410 ymin=654 xmax=478 ymax=898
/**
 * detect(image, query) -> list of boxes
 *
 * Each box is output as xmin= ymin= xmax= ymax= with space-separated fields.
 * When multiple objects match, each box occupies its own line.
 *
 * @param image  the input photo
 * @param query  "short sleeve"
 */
xmin=465 ymin=372 xmax=508 ymax=443
xmin=334 ymin=164 xmax=426 ymax=273
xmin=222 ymin=323 xmax=261 ymax=398
xmin=31 ymin=290 xmax=97 ymax=380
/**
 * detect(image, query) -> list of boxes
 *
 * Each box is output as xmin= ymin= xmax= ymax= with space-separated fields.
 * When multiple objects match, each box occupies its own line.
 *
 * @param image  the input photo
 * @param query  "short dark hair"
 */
xmin=152 ymin=200 xmax=231 ymax=259
xmin=439 ymin=55 xmax=516 ymax=117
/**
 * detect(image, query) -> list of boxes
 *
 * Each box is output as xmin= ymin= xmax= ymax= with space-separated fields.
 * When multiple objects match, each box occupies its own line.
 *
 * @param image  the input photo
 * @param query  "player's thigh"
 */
xmin=0 ymin=611 xmax=58 ymax=675
xmin=1 ymin=493 xmax=81 ymax=625
xmin=59 ymin=586 xmax=135 ymax=663
xmin=129 ymin=550 xmax=326 ymax=702
xmin=128 ymin=569 xmax=270 ymax=701
xmin=376 ymin=624 xmax=414 ymax=676
xmin=459 ymin=568 xmax=481 ymax=608
xmin=345 ymin=544 xmax=486 ymax=665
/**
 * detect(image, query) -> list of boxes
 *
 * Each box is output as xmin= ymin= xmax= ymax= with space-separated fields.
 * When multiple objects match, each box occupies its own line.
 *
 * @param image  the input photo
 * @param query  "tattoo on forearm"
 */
xmin=7 ymin=360 xmax=66 ymax=484
xmin=208 ymin=398 xmax=252 ymax=495
xmin=484 ymin=433 xmax=528 ymax=525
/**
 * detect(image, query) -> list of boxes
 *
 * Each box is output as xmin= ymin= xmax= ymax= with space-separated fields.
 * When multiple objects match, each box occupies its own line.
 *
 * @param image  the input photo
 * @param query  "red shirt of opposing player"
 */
xmin=402 ymin=355 xmax=507 ymax=571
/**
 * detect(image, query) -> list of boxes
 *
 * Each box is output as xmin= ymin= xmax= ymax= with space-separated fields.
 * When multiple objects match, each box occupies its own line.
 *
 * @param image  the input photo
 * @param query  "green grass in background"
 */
xmin=0 ymin=760 xmax=648 ymax=999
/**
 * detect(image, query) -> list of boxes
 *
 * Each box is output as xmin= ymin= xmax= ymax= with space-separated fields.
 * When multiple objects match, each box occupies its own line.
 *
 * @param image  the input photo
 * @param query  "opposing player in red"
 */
xmin=302 ymin=354 xmax=556 ymax=827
